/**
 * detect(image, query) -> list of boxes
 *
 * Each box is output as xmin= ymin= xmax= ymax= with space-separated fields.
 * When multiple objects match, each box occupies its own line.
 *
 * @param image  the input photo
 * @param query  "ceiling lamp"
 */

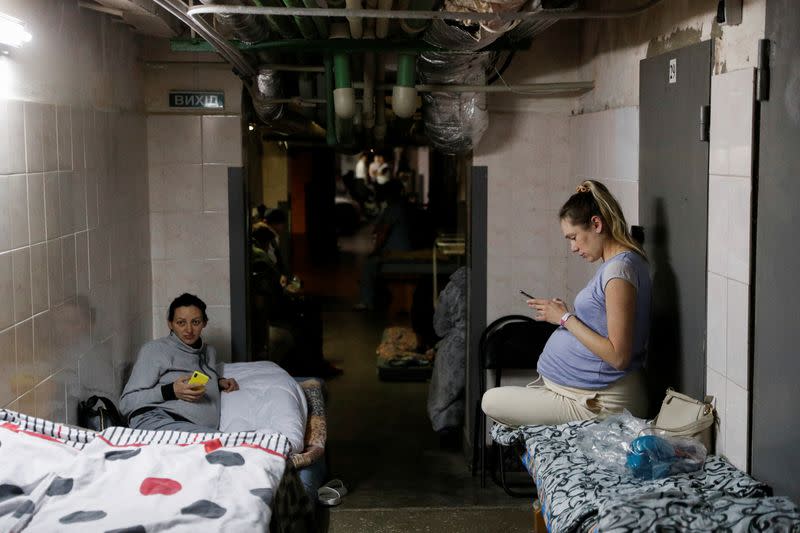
xmin=0 ymin=13 xmax=32 ymax=51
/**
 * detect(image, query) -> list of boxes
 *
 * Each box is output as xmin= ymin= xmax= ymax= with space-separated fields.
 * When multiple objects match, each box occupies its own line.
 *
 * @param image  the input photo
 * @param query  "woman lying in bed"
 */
xmin=120 ymin=293 xmax=240 ymax=433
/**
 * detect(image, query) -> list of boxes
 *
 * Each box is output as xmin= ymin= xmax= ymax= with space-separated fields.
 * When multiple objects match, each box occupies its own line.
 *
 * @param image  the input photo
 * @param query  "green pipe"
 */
xmin=170 ymin=37 xmax=530 ymax=53
xmin=333 ymin=53 xmax=351 ymax=89
xmin=280 ymin=0 xmax=319 ymax=38
xmin=301 ymin=0 xmax=329 ymax=37
xmin=396 ymin=53 xmax=415 ymax=87
xmin=253 ymin=0 xmax=300 ymax=39
xmin=324 ymin=55 xmax=337 ymax=146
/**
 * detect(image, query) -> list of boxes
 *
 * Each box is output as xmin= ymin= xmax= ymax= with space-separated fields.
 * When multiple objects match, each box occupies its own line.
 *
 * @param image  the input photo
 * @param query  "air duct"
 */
xmin=198 ymin=0 xmax=269 ymax=43
xmin=418 ymin=0 xmax=570 ymax=153
xmin=252 ymin=67 xmax=285 ymax=122
xmin=418 ymin=51 xmax=490 ymax=153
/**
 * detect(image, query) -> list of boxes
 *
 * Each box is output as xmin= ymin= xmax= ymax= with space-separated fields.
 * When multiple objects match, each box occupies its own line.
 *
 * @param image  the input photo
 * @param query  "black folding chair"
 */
xmin=473 ymin=315 xmax=557 ymax=496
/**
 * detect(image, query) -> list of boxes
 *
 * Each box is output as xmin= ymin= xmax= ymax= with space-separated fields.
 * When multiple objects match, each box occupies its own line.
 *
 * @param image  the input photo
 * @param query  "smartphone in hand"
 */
xmin=519 ymin=290 xmax=535 ymax=300
xmin=187 ymin=370 xmax=209 ymax=388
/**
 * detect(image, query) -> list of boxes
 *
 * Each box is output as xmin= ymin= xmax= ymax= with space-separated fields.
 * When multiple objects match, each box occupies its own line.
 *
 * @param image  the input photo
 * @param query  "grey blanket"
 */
xmin=427 ymin=267 xmax=466 ymax=432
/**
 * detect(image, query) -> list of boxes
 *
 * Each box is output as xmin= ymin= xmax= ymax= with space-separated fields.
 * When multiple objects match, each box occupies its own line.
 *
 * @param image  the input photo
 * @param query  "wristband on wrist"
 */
xmin=560 ymin=312 xmax=573 ymax=327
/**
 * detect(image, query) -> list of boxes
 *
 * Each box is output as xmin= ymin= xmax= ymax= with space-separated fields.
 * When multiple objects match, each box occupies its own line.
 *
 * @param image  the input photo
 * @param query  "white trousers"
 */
xmin=481 ymin=370 xmax=648 ymax=426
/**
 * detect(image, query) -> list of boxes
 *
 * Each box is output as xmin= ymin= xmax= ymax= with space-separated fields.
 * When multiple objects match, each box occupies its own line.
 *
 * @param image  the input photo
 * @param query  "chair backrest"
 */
xmin=479 ymin=315 xmax=557 ymax=388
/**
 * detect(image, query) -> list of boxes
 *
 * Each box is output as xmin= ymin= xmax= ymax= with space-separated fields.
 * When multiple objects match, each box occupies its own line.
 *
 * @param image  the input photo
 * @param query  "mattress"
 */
xmin=0 ymin=409 xmax=291 ymax=532
xmin=491 ymin=421 xmax=798 ymax=533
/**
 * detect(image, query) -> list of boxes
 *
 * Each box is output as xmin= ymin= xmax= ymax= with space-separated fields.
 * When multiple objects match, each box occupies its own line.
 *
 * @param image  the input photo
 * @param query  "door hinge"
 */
xmin=700 ymin=105 xmax=711 ymax=142
xmin=757 ymin=38 xmax=770 ymax=101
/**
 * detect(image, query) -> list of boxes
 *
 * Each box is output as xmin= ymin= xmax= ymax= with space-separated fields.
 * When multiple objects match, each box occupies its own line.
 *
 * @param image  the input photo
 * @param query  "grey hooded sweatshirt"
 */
xmin=120 ymin=333 xmax=221 ymax=429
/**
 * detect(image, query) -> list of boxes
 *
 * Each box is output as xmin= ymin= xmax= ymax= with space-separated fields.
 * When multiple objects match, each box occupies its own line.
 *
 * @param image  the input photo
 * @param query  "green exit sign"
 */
xmin=169 ymin=91 xmax=225 ymax=109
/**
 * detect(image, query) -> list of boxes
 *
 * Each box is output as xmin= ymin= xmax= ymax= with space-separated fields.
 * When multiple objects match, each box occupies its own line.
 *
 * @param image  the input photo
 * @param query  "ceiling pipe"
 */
xmin=252 ymin=0 xmax=301 ymax=38
xmin=375 ymin=0 xmax=392 ymax=38
xmin=198 ymin=0 xmax=269 ymax=44
xmin=362 ymin=26 xmax=376 ymax=129
xmin=374 ymin=58 xmax=386 ymax=143
xmin=330 ymin=23 xmax=356 ymax=119
xmin=154 ymin=0 xmax=255 ymax=77
xmin=398 ymin=0 xmax=433 ymax=34
xmin=345 ymin=0 xmax=363 ymax=38
xmin=392 ymin=53 xmax=417 ymax=118
xmin=278 ymin=0 xmax=320 ymax=38
xmin=188 ymin=0 xmax=664 ymax=22
xmin=302 ymin=0 xmax=329 ymax=37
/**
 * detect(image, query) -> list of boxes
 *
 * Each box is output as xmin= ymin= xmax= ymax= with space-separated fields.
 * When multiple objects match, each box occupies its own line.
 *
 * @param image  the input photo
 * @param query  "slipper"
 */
xmin=317 ymin=486 xmax=341 ymax=506
xmin=321 ymin=479 xmax=348 ymax=498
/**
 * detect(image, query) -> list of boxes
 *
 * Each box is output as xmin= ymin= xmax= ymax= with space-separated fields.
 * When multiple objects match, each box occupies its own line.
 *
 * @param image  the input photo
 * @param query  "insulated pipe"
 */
xmin=375 ymin=0 xmax=392 ymax=38
xmin=345 ymin=0 xmax=363 ymax=38
xmin=324 ymin=55 xmax=337 ymax=145
xmin=392 ymin=53 xmax=417 ymax=118
xmin=255 ymin=0 xmax=301 ymax=38
xmin=362 ymin=26 xmax=376 ymax=129
xmin=330 ymin=23 xmax=356 ymax=119
xmin=154 ymin=0 xmax=255 ymax=77
xmin=302 ymin=0 xmax=329 ymax=37
xmin=374 ymin=58 xmax=386 ymax=142
xmin=280 ymin=0 xmax=319 ymax=38
xmin=199 ymin=0 xmax=269 ymax=44
xmin=400 ymin=0 xmax=433 ymax=33
xmin=189 ymin=0 xmax=664 ymax=22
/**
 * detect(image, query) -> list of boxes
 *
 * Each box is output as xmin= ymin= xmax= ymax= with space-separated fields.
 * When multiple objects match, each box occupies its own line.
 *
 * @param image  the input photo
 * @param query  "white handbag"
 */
xmin=652 ymin=388 xmax=716 ymax=452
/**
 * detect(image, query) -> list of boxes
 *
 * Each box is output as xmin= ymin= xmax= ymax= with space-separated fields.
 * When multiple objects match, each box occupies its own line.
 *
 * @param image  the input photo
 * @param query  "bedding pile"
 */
xmin=0 ymin=409 xmax=290 ymax=532
xmin=220 ymin=361 xmax=308 ymax=454
xmin=491 ymin=420 xmax=799 ymax=532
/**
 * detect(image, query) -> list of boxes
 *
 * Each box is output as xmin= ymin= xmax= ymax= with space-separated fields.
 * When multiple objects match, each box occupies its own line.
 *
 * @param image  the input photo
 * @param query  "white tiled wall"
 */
xmin=147 ymin=114 xmax=241 ymax=360
xmin=143 ymin=45 xmax=245 ymax=361
xmin=705 ymin=68 xmax=756 ymax=471
xmin=476 ymin=106 xmax=639 ymax=325
xmin=0 ymin=2 xmax=152 ymax=422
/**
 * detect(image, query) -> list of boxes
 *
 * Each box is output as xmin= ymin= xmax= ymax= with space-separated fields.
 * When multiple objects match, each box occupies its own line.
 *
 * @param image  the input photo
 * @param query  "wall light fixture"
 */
xmin=0 ymin=13 xmax=33 ymax=51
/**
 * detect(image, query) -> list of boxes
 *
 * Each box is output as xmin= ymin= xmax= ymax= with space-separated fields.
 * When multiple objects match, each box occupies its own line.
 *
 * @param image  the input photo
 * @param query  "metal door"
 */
xmin=752 ymin=0 xmax=800 ymax=501
xmin=639 ymin=41 xmax=711 ymax=407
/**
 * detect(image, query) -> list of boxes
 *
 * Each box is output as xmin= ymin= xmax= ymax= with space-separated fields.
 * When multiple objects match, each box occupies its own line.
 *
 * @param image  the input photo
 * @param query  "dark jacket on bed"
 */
xmin=120 ymin=333 xmax=221 ymax=429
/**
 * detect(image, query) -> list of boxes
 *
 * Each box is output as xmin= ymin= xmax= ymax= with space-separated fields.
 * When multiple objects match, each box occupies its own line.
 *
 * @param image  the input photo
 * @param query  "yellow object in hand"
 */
xmin=187 ymin=370 xmax=209 ymax=388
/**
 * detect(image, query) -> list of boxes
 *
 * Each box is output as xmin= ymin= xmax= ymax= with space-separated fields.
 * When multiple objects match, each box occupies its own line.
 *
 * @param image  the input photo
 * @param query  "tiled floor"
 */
xmin=292 ymin=229 xmax=533 ymax=531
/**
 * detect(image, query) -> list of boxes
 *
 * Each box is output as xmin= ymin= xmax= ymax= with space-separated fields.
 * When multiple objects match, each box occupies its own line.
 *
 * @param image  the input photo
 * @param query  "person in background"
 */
xmin=352 ymin=152 xmax=376 ymax=214
xmin=263 ymin=209 xmax=288 ymax=276
xmin=251 ymin=224 xmax=342 ymax=378
xmin=120 ymin=293 xmax=240 ymax=433
xmin=254 ymin=203 xmax=268 ymax=226
xmin=354 ymin=180 xmax=412 ymax=311
xmin=368 ymin=152 xmax=383 ymax=182
xmin=482 ymin=180 xmax=651 ymax=426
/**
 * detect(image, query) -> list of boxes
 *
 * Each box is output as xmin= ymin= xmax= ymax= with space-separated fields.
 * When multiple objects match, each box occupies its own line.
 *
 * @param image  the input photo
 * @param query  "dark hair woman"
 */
xmin=120 ymin=293 xmax=239 ymax=432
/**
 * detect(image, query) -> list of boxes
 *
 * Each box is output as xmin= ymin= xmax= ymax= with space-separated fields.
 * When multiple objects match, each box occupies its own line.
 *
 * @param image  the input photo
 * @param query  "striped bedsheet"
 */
xmin=0 ymin=409 xmax=291 ymax=532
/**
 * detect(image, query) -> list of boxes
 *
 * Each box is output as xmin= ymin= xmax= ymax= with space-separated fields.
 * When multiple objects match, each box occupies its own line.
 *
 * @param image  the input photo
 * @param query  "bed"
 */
xmin=0 ymin=361 xmax=325 ymax=533
xmin=491 ymin=420 xmax=800 ymax=532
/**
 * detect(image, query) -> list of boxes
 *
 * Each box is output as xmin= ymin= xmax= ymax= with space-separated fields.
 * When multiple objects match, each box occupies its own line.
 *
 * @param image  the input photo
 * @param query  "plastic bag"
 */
xmin=576 ymin=411 xmax=707 ymax=480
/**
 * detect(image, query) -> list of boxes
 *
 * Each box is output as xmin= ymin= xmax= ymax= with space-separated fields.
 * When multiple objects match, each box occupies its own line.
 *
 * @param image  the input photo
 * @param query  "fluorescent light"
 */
xmin=0 ymin=13 xmax=32 ymax=48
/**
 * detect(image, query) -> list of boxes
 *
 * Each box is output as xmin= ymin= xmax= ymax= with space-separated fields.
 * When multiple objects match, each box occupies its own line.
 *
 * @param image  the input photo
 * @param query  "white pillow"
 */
xmin=219 ymin=362 xmax=307 ymax=455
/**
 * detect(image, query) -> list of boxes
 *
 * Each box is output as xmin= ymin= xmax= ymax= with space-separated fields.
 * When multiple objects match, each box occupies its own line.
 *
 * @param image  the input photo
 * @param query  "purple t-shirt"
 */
xmin=536 ymin=251 xmax=651 ymax=389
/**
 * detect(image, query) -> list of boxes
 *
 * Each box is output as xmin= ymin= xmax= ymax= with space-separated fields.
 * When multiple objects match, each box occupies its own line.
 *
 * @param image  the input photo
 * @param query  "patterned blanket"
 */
xmin=490 ymin=421 xmax=795 ymax=533
xmin=0 ymin=409 xmax=295 ymax=532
